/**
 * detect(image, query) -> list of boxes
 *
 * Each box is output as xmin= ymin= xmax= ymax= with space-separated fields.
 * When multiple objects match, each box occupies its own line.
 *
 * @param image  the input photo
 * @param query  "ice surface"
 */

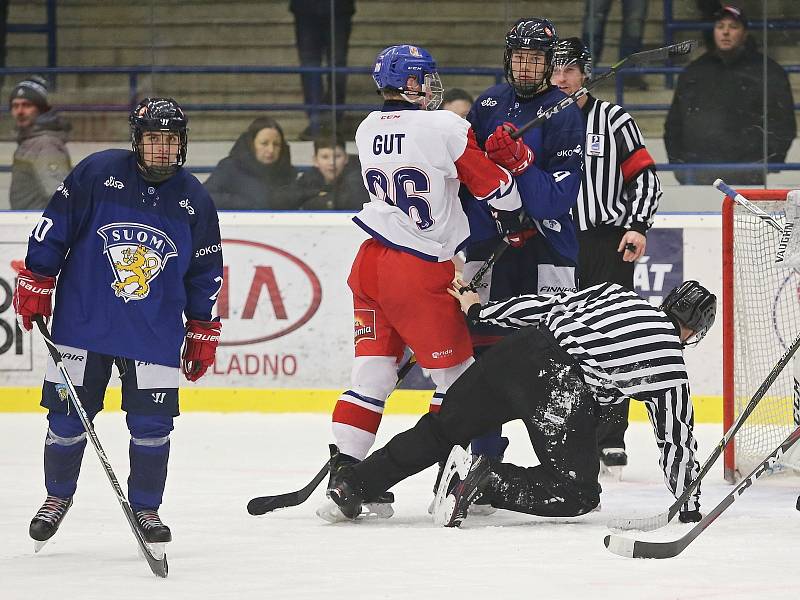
xmin=1 ymin=413 xmax=797 ymax=600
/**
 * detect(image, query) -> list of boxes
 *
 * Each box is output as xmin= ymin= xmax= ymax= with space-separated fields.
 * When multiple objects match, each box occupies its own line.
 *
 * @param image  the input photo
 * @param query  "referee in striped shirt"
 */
xmin=551 ymin=38 xmax=663 ymax=474
xmin=321 ymin=280 xmax=716 ymax=525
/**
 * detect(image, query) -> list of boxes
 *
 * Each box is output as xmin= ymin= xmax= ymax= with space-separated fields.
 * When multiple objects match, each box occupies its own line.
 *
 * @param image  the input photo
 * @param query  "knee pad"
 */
xmin=46 ymin=412 xmax=87 ymax=446
xmin=350 ymin=355 xmax=398 ymax=401
xmin=126 ymin=414 xmax=173 ymax=447
xmin=427 ymin=357 xmax=474 ymax=392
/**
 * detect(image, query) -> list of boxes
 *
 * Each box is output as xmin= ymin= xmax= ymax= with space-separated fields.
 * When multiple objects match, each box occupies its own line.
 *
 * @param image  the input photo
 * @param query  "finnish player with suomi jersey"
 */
xmin=459 ymin=18 xmax=585 ymax=490
xmin=323 ymin=280 xmax=716 ymax=527
xmin=316 ymin=44 xmax=528 ymax=521
xmin=12 ymin=98 xmax=223 ymax=552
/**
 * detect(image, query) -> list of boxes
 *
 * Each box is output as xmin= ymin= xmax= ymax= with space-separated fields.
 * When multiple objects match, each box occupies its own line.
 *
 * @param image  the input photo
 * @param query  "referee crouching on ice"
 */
xmin=319 ymin=279 xmax=715 ymax=527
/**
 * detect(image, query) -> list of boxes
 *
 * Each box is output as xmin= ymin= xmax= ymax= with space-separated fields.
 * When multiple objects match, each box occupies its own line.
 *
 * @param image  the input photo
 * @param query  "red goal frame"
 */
xmin=722 ymin=189 xmax=791 ymax=482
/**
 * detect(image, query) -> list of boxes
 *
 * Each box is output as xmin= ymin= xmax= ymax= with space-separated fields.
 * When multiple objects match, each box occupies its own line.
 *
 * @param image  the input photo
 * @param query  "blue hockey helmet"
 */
xmin=130 ymin=97 xmax=188 ymax=182
xmin=504 ymin=17 xmax=559 ymax=98
xmin=552 ymin=37 xmax=594 ymax=80
xmin=372 ymin=44 xmax=444 ymax=110
xmin=661 ymin=280 xmax=717 ymax=346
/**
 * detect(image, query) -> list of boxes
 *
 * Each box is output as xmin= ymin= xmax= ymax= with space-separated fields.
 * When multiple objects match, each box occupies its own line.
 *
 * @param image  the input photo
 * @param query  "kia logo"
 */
xmin=217 ymin=239 xmax=322 ymax=346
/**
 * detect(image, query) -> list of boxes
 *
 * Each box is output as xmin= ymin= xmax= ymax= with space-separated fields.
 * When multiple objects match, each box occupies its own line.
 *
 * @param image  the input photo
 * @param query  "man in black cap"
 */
xmin=9 ymin=76 xmax=72 ymax=210
xmin=665 ymin=5 xmax=796 ymax=185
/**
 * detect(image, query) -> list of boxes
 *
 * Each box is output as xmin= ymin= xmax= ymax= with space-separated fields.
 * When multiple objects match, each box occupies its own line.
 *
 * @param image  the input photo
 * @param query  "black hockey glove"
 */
xmin=491 ymin=208 xmax=535 ymax=248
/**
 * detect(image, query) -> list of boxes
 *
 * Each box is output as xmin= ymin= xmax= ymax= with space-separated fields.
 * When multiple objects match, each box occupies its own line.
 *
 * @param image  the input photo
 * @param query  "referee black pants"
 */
xmin=578 ymin=226 xmax=635 ymax=452
xmin=352 ymin=326 xmax=601 ymax=517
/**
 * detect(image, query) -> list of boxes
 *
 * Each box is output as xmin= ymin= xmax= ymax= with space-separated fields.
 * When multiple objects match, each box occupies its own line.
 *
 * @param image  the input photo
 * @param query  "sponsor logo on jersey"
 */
xmin=557 ymin=144 xmax=582 ymax=158
xmin=195 ymin=243 xmax=222 ymax=258
xmin=537 ymin=105 xmax=546 ymax=118
xmin=587 ymin=133 xmax=604 ymax=157
xmin=431 ymin=348 xmax=454 ymax=360
xmin=103 ymin=175 xmax=125 ymax=189
xmin=481 ymin=97 xmax=498 ymax=107
xmin=61 ymin=353 xmax=85 ymax=361
xmin=57 ymin=182 xmax=69 ymax=198
xmin=542 ymin=219 xmax=562 ymax=232
xmin=354 ymin=309 xmax=377 ymax=344
xmin=97 ymin=223 xmax=178 ymax=302
xmin=179 ymin=198 xmax=195 ymax=215
xmin=537 ymin=264 xmax=577 ymax=297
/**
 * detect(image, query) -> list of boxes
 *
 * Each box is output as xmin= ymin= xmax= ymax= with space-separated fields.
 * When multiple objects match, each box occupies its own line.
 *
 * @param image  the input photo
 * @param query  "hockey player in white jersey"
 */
xmin=319 ymin=44 xmax=527 ymax=520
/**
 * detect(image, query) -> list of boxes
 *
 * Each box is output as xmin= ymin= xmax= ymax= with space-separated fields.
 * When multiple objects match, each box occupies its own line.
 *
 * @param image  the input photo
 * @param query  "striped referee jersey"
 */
xmin=469 ymin=281 xmax=701 ymax=510
xmin=573 ymin=95 xmax=662 ymax=233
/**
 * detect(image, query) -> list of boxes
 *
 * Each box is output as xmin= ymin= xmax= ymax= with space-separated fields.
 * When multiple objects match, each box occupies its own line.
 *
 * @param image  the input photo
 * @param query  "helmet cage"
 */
xmin=503 ymin=18 xmax=558 ymax=98
xmin=130 ymin=98 xmax=188 ymax=181
xmin=661 ymin=280 xmax=717 ymax=346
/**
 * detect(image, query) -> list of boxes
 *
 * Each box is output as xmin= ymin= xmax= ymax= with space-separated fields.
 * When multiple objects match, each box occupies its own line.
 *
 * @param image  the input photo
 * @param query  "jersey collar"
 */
xmin=381 ymin=99 xmax=419 ymax=112
xmin=582 ymin=94 xmax=597 ymax=117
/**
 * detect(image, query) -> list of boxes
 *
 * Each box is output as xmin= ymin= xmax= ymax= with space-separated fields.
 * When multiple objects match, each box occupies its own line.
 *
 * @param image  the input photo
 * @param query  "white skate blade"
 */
xmin=361 ymin=502 xmax=394 ymax=519
xmin=431 ymin=446 xmax=471 ymax=526
xmin=33 ymin=539 xmax=49 ymax=553
xmin=599 ymin=461 xmax=624 ymax=481
xmin=316 ymin=499 xmax=353 ymax=523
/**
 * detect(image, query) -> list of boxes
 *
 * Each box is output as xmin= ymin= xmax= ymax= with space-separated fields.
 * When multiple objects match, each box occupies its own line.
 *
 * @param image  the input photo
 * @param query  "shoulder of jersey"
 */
xmin=72 ymin=148 xmax=132 ymax=181
xmin=473 ymin=83 xmax=512 ymax=109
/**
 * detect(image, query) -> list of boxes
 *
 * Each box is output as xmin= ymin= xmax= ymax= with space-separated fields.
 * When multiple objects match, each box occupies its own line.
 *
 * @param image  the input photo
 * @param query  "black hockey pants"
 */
xmin=577 ymin=226 xmax=635 ymax=452
xmin=352 ymin=326 xmax=601 ymax=517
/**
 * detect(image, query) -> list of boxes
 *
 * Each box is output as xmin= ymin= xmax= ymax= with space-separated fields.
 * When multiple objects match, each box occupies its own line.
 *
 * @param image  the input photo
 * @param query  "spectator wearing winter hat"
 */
xmin=9 ymin=76 xmax=72 ymax=210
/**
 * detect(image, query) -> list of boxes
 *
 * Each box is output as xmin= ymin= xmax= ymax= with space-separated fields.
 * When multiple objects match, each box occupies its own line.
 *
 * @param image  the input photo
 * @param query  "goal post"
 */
xmin=722 ymin=189 xmax=800 ymax=482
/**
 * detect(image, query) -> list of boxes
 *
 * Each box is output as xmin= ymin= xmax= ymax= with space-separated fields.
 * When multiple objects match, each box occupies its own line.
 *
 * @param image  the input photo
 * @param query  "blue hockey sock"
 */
xmin=470 ymin=429 xmax=509 ymax=459
xmin=44 ymin=412 xmax=88 ymax=499
xmin=126 ymin=414 xmax=173 ymax=511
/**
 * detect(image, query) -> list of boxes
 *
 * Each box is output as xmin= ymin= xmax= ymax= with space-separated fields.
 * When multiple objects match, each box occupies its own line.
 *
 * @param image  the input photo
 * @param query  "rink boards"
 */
xmin=0 ymin=211 xmax=725 ymax=420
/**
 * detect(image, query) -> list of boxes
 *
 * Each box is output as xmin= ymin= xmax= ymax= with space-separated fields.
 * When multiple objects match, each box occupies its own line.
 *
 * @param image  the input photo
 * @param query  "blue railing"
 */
xmin=7 ymin=0 xmax=57 ymax=69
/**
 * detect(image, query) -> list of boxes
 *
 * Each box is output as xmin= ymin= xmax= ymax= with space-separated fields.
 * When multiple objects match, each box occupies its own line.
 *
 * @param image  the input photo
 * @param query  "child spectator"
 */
xmin=295 ymin=134 xmax=368 ymax=210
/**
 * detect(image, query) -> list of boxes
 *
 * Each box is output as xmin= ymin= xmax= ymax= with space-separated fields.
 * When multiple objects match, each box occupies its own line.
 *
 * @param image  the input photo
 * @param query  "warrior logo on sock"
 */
xmin=354 ymin=309 xmax=377 ymax=344
xmin=97 ymin=223 xmax=178 ymax=302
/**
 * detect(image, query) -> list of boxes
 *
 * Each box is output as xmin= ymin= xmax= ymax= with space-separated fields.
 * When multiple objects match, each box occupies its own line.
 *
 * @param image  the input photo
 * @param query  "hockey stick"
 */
xmin=607 ymin=329 xmax=800 ymax=532
xmin=605 ymin=425 xmax=800 ymax=559
xmin=33 ymin=316 xmax=168 ymax=578
xmin=511 ymin=40 xmax=696 ymax=140
xmin=714 ymin=179 xmax=800 ymax=267
xmin=247 ymin=353 xmax=419 ymax=515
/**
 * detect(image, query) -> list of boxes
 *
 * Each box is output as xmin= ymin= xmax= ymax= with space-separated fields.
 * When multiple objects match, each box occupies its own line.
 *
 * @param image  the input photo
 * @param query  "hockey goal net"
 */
xmin=723 ymin=189 xmax=800 ymax=482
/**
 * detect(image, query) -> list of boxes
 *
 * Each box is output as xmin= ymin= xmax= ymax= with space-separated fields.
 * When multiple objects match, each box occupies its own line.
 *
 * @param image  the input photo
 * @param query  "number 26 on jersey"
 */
xmin=364 ymin=167 xmax=435 ymax=231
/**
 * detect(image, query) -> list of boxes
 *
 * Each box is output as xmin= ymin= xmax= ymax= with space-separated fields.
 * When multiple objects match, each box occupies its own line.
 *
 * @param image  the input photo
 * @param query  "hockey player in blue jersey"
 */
xmin=12 ymin=98 xmax=223 ymax=550
xmin=460 ymin=18 xmax=585 ymax=482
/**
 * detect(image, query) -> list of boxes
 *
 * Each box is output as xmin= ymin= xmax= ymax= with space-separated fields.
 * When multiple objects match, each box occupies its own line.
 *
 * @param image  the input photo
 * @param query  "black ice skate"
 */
xmin=30 ymin=495 xmax=73 ymax=552
xmin=432 ymin=446 xmax=492 ymax=528
xmin=318 ymin=444 xmax=394 ymax=520
xmin=134 ymin=510 xmax=172 ymax=544
xmin=600 ymin=448 xmax=628 ymax=481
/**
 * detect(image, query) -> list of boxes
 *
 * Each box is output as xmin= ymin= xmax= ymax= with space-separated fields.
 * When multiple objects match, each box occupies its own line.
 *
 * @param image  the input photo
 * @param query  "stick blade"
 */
xmin=604 ymin=534 xmax=686 ymax=560
xmin=606 ymin=510 xmax=670 ymax=532
xmin=247 ymin=494 xmax=294 ymax=515
xmin=667 ymin=40 xmax=696 ymax=57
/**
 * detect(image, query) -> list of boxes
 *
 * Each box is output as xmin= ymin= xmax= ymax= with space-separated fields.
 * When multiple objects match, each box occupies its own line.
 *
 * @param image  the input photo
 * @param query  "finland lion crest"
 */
xmin=97 ymin=223 xmax=178 ymax=302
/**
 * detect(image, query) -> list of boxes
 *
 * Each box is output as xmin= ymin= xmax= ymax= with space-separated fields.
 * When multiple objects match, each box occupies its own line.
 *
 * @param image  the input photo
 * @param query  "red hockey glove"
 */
xmin=491 ymin=208 xmax=537 ymax=248
xmin=13 ymin=268 xmax=56 ymax=331
xmin=485 ymin=122 xmax=534 ymax=175
xmin=181 ymin=319 xmax=222 ymax=382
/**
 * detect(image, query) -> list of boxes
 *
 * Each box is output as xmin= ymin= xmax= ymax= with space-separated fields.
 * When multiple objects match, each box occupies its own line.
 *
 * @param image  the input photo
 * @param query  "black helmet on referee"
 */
xmin=130 ymin=97 xmax=188 ymax=182
xmin=504 ymin=17 xmax=559 ymax=98
xmin=661 ymin=280 xmax=717 ymax=346
xmin=552 ymin=37 xmax=593 ymax=80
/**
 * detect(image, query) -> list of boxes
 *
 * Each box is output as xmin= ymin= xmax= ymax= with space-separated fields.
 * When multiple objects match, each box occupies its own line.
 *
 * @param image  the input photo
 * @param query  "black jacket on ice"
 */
xmin=664 ymin=41 xmax=796 ymax=185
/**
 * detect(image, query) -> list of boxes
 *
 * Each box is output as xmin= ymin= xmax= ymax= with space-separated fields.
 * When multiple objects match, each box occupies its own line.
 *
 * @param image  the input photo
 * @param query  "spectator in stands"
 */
xmin=204 ymin=116 xmax=299 ymax=210
xmin=440 ymin=88 xmax=474 ymax=119
xmin=664 ymin=5 xmax=796 ymax=185
xmin=582 ymin=0 xmax=649 ymax=89
xmin=295 ymin=133 xmax=368 ymax=210
xmin=9 ymin=76 xmax=72 ymax=210
xmin=696 ymin=0 xmax=723 ymax=48
xmin=290 ymin=0 xmax=356 ymax=140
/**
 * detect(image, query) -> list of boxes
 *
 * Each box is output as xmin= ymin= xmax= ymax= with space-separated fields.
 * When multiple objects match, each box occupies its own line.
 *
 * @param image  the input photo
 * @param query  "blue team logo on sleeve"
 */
xmin=97 ymin=223 xmax=178 ymax=302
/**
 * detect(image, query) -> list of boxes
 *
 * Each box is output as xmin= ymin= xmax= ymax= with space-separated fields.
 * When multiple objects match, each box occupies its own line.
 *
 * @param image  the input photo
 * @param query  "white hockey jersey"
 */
xmin=353 ymin=104 xmax=520 ymax=262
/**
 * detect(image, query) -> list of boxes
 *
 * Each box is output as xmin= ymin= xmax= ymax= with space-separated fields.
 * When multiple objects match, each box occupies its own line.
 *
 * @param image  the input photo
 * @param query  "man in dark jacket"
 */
xmin=295 ymin=135 xmax=368 ymax=210
xmin=9 ymin=76 xmax=71 ymax=210
xmin=664 ymin=5 xmax=796 ymax=185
